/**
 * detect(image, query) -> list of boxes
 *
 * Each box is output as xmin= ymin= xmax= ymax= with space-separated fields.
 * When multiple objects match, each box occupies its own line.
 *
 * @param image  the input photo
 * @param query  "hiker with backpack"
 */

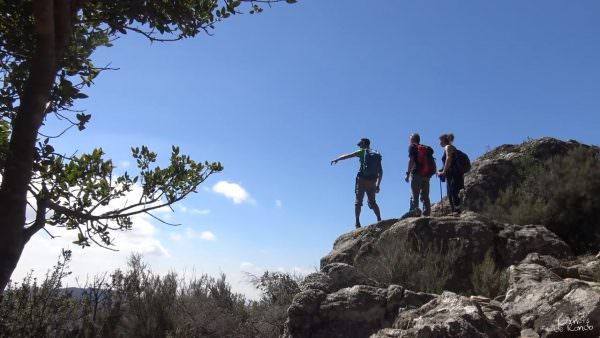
xmin=331 ymin=138 xmax=383 ymax=228
xmin=405 ymin=133 xmax=436 ymax=216
xmin=437 ymin=133 xmax=470 ymax=215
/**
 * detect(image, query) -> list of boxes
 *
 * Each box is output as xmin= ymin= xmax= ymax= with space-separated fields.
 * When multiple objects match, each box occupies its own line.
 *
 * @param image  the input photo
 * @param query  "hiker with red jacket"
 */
xmin=331 ymin=138 xmax=383 ymax=228
xmin=438 ymin=133 xmax=466 ymax=215
xmin=405 ymin=133 xmax=436 ymax=216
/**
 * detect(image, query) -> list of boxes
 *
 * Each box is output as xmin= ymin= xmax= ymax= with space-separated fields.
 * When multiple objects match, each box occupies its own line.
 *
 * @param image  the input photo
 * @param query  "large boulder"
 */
xmin=372 ymin=292 xmax=511 ymax=338
xmin=321 ymin=212 xmax=571 ymax=293
xmin=502 ymin=261 xmax=600 ymax=338
xmin=285 ymin=283 xmax=436 ymax=338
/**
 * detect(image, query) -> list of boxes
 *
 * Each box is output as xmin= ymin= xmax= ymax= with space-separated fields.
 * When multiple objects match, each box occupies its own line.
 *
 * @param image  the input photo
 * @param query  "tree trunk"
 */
xmin=0 ymin=0 xmax=74 ymax=293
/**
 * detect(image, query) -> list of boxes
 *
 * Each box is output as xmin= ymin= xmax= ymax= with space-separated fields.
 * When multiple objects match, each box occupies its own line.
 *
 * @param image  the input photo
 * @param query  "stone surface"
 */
xmin=300 ymin=263 xmax=384 ymax=294
xmin=502 ymin=262 xmax=600 ymax=338
xmin=370 ymin=292 xmax=510 ymax=338
xmin=285 ymin=284 xmax=436 ymax=338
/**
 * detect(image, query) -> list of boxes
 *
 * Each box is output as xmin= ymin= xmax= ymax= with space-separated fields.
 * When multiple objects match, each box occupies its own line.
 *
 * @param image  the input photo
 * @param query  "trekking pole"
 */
xmin=439 ymin=177 xmax=443 ymax=213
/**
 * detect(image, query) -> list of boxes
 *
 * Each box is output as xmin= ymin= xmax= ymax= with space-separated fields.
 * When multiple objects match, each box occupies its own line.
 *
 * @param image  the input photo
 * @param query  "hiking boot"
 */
xmin=400 ymin=208 xmax=423 ymax=220
xmin=450 ymin=210 xmax=461 ymax=217
xmin=355 ymin=224 xmax=361 ymax=229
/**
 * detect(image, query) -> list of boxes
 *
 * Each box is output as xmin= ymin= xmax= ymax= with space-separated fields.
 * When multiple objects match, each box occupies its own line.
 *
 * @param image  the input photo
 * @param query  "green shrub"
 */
xmin=0 ymin=250 xmax=82 ymax=337
xmin=470 ymin=250 xmax=508 ymax=298
xmin=362 ymin=237 xmax=463 ymax=294
xmin=482 ymin=146 xmax=600 ymax=253
xmin=0 ymin=253 xmax=304 ymax=338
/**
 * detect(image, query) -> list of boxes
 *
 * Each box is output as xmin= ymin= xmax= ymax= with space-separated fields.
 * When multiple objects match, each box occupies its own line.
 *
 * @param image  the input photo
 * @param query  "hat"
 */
xmin=357 ymin=138 xmax=370 ymax=147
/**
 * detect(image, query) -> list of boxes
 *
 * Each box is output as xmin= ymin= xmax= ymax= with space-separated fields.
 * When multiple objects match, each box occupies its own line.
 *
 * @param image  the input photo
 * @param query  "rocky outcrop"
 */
xmin=320 ymin=212 xmax=571 ymax=293
xmin=286 ymin=254 xmax=600 ymax=338
xmin=284 ymin=138 xmax=600 ymax=338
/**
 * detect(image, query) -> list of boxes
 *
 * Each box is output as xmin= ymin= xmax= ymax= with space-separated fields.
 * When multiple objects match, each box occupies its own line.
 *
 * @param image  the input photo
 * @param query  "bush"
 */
xmin=246 ymin=271 xmax=303 ymax=337
xmin=0 ymin=253 xmax=304 ymax=338
xmin=0 ymin=250 xmax=82 ymax=337
xmin=362 ymin=237 xmax=463 ymax=294
xmin=470 ymin=250 xmax=508 ymax=298
xmin=482 ymin=146 xmax=600 ymax=253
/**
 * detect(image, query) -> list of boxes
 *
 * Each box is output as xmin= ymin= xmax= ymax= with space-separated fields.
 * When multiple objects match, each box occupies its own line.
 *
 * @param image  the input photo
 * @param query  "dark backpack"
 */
xmin=455 ymin=149 xmax=471 ymax=174
xmin=416 ymin=144 xmax=436 ymax=177
xmin=360 ymin=149 xmax=382 ymax=179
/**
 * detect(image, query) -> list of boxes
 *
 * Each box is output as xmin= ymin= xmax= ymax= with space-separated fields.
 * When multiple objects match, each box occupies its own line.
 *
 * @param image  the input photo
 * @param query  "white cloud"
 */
xmin=212 ymin=181 xmax=252 ymax=204
xmin=177 ymin=204 xmax=188 ymax=213
xmin=275 ymin=200 xmax=283 ymax=208
xmin=199 ymin=231 xmax=216 ymax=241
xmin=119 ymin=160 xmax=130 ymax=169
xmin=190 ymin=208 xmax=210 ymax=215
xmin=183 ymin=228 xmax=216 ymax=241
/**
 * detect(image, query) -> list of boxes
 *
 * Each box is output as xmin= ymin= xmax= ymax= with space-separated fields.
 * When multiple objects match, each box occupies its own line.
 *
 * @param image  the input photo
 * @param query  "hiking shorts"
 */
xmin=355 ymin=176 xmax=377 ymax=209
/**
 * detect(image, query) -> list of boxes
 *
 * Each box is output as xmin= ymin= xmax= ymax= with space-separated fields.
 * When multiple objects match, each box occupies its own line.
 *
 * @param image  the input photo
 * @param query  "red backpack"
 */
xmin=416 ymin=144 xmax=436 ymax=177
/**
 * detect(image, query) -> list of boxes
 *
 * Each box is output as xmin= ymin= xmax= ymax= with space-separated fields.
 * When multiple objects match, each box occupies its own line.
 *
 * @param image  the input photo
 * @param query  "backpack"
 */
xmin=455 ymin=149 xmax=471 ymax=174
xmin=416 ymin=144 xmax=436 ymax=177
xmin=360 ymin=149 xmax=382 ymax=179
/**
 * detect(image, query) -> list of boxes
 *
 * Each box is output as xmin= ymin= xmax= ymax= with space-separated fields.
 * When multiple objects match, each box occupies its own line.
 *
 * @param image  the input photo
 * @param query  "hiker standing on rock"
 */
xmin=438 ymin=133 xmax=465 ymax=215
xmin=405 ymin=133 xmax=436 ymax=216
xmin=331 ymin=138 xmax=383 ymax=228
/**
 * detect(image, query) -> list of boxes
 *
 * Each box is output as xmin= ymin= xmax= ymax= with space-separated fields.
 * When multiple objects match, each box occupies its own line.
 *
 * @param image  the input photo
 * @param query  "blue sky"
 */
xmin=13 ymin=0 xmax=600 ymax=297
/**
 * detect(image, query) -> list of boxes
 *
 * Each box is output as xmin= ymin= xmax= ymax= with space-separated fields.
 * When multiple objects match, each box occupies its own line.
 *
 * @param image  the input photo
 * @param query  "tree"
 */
xmin=0 ymin=0 xmax=295 ymax=293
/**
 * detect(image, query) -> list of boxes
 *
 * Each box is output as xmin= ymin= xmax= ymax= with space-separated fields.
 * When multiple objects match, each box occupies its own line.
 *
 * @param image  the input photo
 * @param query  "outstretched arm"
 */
xmin=331 ymin=152 xmax=358 ymax=165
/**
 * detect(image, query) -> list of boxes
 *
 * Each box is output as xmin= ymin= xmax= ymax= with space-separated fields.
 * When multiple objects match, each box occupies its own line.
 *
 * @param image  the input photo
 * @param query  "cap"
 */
xmin=357 ymin=138 xmax=370 ymax=147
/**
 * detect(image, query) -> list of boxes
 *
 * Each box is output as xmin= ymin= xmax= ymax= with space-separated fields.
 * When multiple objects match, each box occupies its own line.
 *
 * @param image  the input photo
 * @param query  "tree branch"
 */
xmin=23 ymin=194 xmax=49 ymax=243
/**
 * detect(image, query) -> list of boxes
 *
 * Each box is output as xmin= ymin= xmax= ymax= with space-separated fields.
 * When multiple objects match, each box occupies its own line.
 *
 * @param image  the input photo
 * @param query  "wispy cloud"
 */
xmin=275 ymin=200 xmax=283 ymax=208
xmin=184 ymin=228 xmax=216 ymax=241
xmin=190 ymin=208 xmax=210 ymax=215
xmin=199 ymin=231 xmax=216 ymax=241
xmin=174 ymin=205 xmax=210 ymax=215
xmin=212 ymin=181 xmax=253 ymax=204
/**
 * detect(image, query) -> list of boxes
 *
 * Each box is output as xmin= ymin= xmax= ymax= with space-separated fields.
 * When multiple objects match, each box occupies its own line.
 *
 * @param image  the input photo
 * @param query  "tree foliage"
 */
xmin=0 ymin=0 xmax=295 ymax=292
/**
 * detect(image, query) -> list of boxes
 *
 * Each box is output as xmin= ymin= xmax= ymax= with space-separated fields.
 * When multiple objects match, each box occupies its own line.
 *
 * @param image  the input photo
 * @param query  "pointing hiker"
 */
xmin=438 ymin=133 xmax=468 ymax=215
xmin=405 ymin=133 xmax=436 ymax=216
xmin=331 ymin=138 xmax=383 ymax=228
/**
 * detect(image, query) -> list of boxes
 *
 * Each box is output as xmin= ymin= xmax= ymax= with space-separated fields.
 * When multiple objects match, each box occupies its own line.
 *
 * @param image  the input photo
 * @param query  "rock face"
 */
xmin=502 ymin=258 xmax=600 ymax=338
xmin=285 ymin=263 xmax=436 ymax=338
xmin=320 ymin=212 xmax=571 ymax=293
xmin=286 ymin=252 xmax=600 ymax=338
xmin=373 ymin=292 xmax=510 ymax=338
